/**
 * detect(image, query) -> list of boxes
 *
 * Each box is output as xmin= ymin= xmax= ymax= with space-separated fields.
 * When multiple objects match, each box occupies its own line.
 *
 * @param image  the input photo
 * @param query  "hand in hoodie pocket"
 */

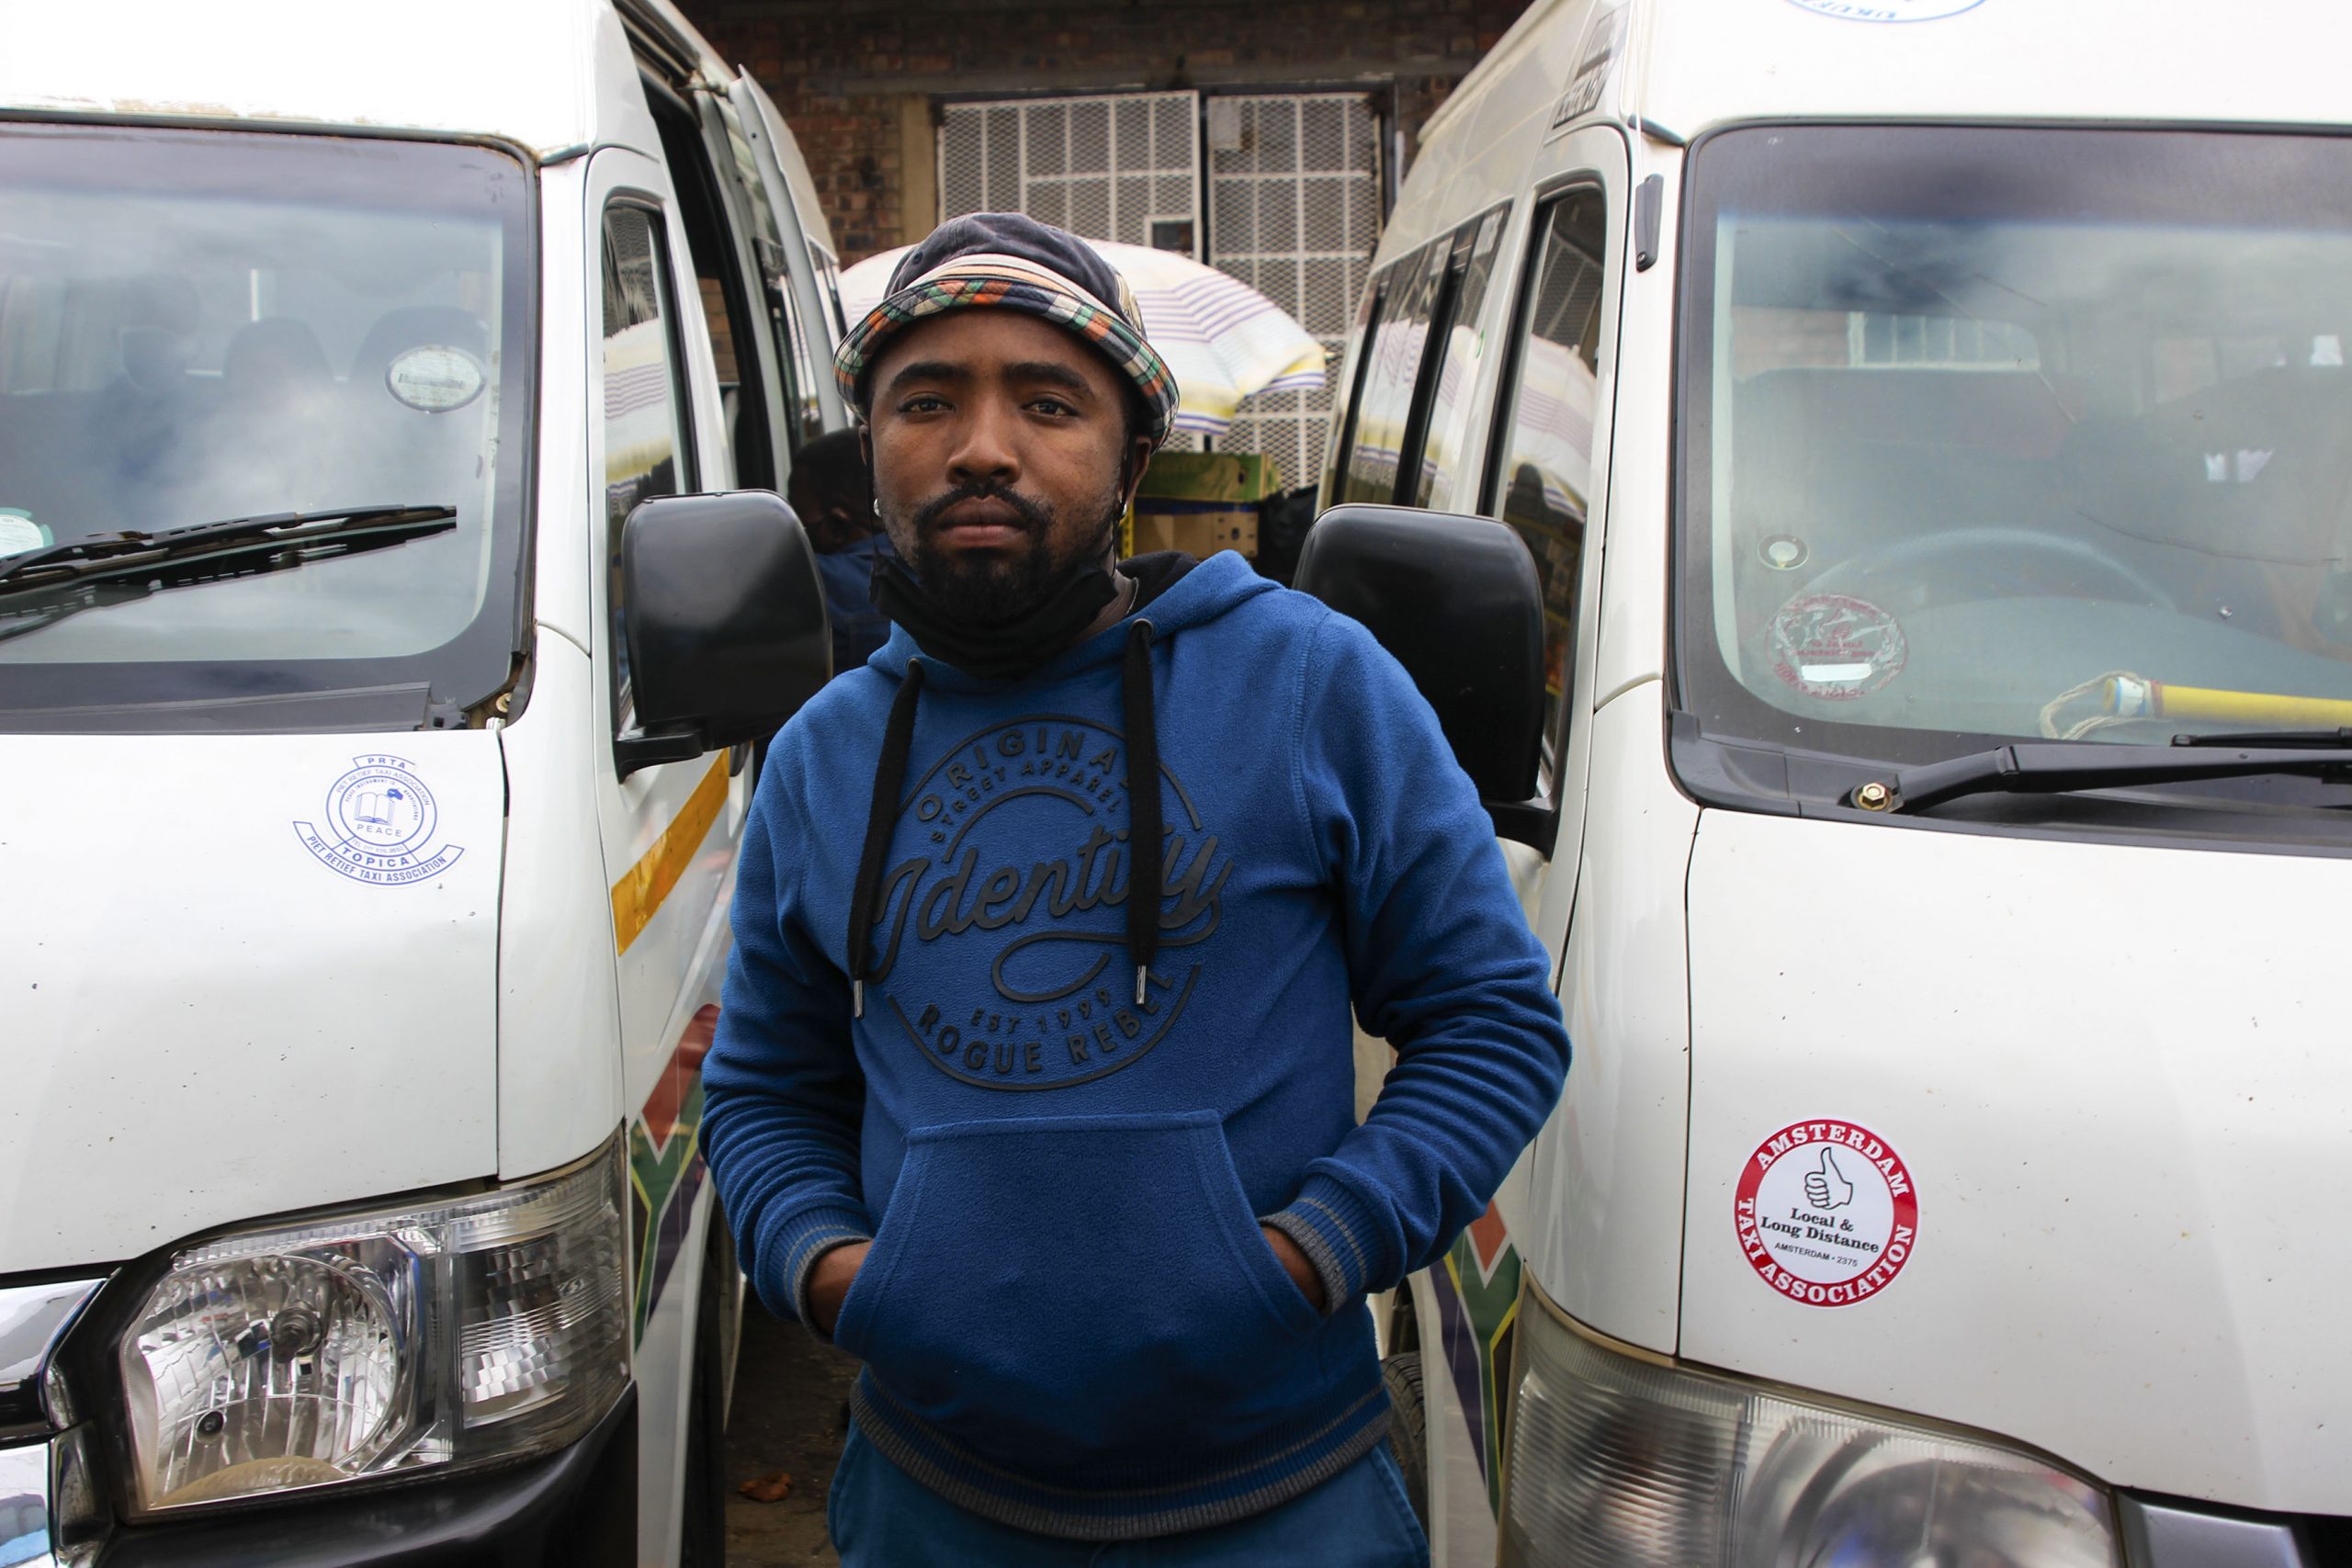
xmin=831 ymin=1111 xmax=1321 ymax=1469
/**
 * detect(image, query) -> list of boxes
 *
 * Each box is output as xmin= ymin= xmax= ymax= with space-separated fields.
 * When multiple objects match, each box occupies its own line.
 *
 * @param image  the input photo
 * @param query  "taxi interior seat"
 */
xmin=345 ymin=305 xmax=491 ymax=475
xmin=338 ymin=304 xmax=495 ymax=601
xmin=1725 ymin=367 xmax=2080 ymax=614
xmin=2059 ymin=364 xmax=2352 ymax=640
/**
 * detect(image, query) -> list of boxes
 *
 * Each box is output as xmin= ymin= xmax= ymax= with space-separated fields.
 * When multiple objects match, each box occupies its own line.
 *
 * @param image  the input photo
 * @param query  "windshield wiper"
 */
xmin=0 ymin=504 xmax=459 ymax=649
xmin=2169 ymin=727 xmax=2352 ymax=750
xmin=1848 ymin=739 xmax=2352 ymax=814
xmin=0 ymin=504 xmax=458 ymax=596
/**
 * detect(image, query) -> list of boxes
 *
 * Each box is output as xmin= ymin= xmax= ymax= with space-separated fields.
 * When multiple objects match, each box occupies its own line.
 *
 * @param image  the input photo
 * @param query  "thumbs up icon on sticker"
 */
xmin=1804 ymin=1147 xmax=1856 ymax=1212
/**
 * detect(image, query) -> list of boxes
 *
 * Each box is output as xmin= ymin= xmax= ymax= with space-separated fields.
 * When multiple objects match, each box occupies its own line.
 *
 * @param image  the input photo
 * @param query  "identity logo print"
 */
xmin=293 ymin=754 xmax=466 ymax=886
xmin=1734 ymin=1118 xmax=1917 ymax=1308
xmin=863 ymin=715 xmax=1230 ymax=1091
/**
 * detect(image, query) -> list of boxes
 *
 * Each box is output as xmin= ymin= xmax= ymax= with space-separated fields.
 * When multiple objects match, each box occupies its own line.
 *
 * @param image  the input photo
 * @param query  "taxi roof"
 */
xmin=1387 ymin=0 xmax=2352 ymax=265
xmin=1427 ymin=0 xmax=2352 ymax=164
xmin=1637 ymin=0 xmax=2352 ymax=135
xmin=0 ymin=0 xmax=653 ymax=161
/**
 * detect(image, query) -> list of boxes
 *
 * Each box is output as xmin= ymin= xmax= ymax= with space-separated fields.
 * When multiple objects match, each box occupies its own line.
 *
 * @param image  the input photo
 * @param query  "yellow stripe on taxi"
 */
xmin=610 ymin=754 xmax=731 ymax=954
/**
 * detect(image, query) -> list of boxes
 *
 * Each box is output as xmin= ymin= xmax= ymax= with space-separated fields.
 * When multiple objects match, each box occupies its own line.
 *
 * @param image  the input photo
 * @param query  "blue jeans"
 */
xmin=826 ymin=1427 xmax=1430 ymax=1567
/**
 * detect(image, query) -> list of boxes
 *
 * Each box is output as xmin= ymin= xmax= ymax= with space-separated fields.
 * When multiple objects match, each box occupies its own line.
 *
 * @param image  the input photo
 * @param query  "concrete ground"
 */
xmin=723 ymin=1305 xmax=861 ymax=1565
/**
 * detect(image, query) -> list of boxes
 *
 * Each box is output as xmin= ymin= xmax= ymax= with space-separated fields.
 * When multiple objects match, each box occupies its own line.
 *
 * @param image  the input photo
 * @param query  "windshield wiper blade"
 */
xmin=1849 ymin=740 xmax=2352 ymax=814
xmin=2170 ymin=727 xmax=2352 ymax=750
xmin=0 ymin=504 xmax=458 ymax=649
xmin=0 ymin=504 xmax=458 ymax=594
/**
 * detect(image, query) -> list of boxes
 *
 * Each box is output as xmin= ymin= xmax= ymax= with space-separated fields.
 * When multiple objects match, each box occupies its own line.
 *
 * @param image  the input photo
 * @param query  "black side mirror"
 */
xmin=1295 ymin=503 xmax=1553 ymax=852
xmin=616 ymin=490 xmax=831 ymax=778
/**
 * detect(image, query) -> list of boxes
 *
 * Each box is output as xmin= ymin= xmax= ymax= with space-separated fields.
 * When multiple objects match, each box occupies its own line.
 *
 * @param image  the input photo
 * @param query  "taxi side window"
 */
xmin=1339 ymin=240 xmax=1449 ymax=505
xmin=810 ymin=242 xmax=848 ymax=338
xmin=712 ymin=99 xmax=824 ymax=452
xmin=600 ymin=201 xmax=697 ymax=728
xmin=1411 ymin=207 xmax=1508 ymax=512
xmin=775 ymin=252 xmax=825 ymax=450
xmin=1484 ymin=188 xmax=1610 ymax=772
xmin=1325 ymin=281 xmax=1384 ymax=502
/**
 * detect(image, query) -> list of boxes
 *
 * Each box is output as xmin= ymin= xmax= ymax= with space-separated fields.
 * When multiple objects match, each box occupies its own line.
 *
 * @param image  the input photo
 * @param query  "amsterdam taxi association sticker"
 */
xmin=293 ymin=755 xmax=465 ymax=886
xmin=1735 ymin=1118 xmax=1917 ymax=1308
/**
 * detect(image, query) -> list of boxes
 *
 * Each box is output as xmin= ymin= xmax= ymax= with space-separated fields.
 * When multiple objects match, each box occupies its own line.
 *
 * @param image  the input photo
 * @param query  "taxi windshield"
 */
xmin=1677 ymin=125 xmax=2352 ymax=798
xmin=0 ymin=124 xmax=531 ymax=731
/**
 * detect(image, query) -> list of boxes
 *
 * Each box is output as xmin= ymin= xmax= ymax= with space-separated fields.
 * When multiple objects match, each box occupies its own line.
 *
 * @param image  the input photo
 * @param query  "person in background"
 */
xmin=787 ymin=427 xmax=898 ymax=674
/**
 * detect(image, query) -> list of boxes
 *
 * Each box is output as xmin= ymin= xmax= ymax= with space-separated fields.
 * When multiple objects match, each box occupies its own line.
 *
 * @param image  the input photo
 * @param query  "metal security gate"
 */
xmin=935 ymin=89 xmax=1381 ymax=486
xmin=1207 ymin=94 xmax=1381 ymax=490
xmin=938 ymin=92 xmax=1203 ymax=255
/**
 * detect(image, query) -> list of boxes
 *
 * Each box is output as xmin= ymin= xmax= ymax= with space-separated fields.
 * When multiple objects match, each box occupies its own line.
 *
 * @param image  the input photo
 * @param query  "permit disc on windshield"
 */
xmin=386 ymin=346 xmax=486 ymax=413
xmin=0 ymin=508 xmax=50 ymax=557
xmin=1769 ymin=592 xmax=1906 ymax=701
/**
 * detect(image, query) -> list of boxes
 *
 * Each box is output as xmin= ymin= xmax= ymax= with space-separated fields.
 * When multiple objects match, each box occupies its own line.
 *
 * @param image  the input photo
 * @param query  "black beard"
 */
xmin=901 ymin=480 xmax=1118 ymax=626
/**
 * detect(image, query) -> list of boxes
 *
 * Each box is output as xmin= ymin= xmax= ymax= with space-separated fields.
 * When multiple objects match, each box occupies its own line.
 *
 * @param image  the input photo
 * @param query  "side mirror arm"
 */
xmin=613 ymin=726 xmax=709 ymax=781
xmin=1487 ymin=798 xmax=1558 ymax=855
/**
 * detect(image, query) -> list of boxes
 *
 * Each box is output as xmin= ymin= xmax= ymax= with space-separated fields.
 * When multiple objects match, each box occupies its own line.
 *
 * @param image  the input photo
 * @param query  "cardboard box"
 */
xmin=1135 ymin=451 xmax=1279 ymax=506
xmin=1129 ymin=507 xmax=1259 ymax=559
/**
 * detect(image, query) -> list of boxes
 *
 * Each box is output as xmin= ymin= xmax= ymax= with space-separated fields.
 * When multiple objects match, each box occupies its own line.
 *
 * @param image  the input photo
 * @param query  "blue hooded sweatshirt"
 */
xmin=702 ymin=549 xmax=1570 ymax=1540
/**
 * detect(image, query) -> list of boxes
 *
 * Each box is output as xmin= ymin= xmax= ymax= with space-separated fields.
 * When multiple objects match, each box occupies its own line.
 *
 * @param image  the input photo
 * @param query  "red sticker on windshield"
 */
xmin=1769 ymin=593 xmax=1906 ymax=700
xmin=1735 ymin=1119 xmax=1917 ymax=1309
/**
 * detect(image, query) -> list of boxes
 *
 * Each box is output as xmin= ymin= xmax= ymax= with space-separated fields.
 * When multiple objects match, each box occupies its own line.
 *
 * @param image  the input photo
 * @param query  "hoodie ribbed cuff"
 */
xmin=1263 ymin=1173 xmax=1387 ymax=1314
xmin=764 ymin=1204 xmax=872 ymax=1339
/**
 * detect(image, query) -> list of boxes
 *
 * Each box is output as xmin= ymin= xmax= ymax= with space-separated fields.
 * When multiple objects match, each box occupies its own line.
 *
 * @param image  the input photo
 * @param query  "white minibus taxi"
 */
xmin=0 ymin=3 xmax=846 ymax=1562
xmin=1300 ymin=2 xmax=2352 ymax=1564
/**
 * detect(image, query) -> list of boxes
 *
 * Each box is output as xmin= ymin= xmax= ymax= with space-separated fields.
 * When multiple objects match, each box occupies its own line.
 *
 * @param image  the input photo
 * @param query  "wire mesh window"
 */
xmin=1853 ymin=311 xmax=2040 ymax=368
xmin=938 ymin=92 xmax=1202 ymax=254
xmin=1208 ymin=94 xmax=1381 ymax=491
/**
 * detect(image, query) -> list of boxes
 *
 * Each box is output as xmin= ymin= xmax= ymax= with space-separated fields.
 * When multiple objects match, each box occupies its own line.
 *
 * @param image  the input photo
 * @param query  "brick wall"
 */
xmin=679 ymin=0 xmax=1534 ymax=263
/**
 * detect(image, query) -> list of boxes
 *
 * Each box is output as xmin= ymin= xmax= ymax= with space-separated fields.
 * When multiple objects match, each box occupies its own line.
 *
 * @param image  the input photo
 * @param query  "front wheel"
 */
xmin=678 ymin=1224 xmax=731 ymax=1567
xmin=1382 ymin=1351 xmax=1430 ymax=1532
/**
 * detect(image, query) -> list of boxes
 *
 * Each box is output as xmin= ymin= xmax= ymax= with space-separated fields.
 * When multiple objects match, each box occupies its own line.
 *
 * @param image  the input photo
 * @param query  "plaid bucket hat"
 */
xmin=833 ymin=212 xmax=1181 ymax=449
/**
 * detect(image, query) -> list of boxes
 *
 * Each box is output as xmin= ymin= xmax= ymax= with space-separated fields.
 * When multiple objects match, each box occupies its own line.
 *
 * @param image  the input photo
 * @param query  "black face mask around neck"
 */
xmin=871 ymin=552 xmax=1119 ymax=681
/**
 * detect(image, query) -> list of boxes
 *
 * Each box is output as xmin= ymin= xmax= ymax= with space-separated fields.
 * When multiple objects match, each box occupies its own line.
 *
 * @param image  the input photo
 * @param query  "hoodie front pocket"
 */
xmin=831 ymin=1111 xmax=1318 ymax=1469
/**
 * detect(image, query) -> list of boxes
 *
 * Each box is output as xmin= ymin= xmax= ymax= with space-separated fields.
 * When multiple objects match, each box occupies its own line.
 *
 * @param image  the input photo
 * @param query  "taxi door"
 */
xmin=583 ymin=143 xmax=750 ymax=1567
xmin=730 ymin=72 xmax=853 ymax=434
xmin=1451 ymin=124 xmax=1636 ymax=1567
xmin=1327 ymin=122 xmax=1633 ymax=1564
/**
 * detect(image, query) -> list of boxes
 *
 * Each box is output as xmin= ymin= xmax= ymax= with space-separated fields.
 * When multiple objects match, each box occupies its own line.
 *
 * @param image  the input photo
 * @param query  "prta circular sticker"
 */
xmin=0 ymin=508 xmax=50 ymax=558
xmin=386 ymin=345 xmax=486 ymax=413
xmin=1735 ymin=1119 xmax=1917 ymax=1308
xmin=1783 ymin=0 xmax=1986 ymax=21
xmin=1770 ymin=592 xmax=1907 ymax=700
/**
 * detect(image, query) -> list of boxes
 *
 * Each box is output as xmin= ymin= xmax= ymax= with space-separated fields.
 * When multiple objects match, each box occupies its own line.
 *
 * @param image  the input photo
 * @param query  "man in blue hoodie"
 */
xmin=702 ymin=214 xmax=1570 ymax=1566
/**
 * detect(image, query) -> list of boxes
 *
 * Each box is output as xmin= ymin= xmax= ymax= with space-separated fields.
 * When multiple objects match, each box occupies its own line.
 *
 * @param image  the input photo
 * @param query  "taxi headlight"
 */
xmin=109 ymin=1136 xmax=629 ymax=1514
xmin=1499 ymin=1293 xmax=2119 ymax=1568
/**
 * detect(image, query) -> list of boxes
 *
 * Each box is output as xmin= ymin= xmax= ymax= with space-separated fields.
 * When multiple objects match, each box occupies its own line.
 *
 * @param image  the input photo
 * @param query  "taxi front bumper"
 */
xmin=2 ymin=1381 xmax=633 ymax=1568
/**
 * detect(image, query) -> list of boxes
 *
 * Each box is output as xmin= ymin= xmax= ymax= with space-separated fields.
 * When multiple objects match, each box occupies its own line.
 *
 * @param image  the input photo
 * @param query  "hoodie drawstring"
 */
xmin=843 ymin=625 xmax=1164 ymax=1019
xmin=848 ymin=659 xmax=926 ymax=1017
xmin=1122 ymin=619 xmax=1161 ymax=1005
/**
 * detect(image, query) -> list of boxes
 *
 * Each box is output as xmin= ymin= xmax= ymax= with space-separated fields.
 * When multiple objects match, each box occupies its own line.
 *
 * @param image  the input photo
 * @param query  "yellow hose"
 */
xmin=2104 ymin=675 xmax=2352 ymax=727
